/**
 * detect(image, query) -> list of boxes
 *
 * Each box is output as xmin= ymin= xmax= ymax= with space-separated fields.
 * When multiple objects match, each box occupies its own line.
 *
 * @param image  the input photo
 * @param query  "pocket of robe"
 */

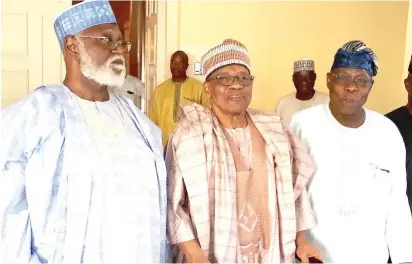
xmin=364 ymin=162 xmax=392 ymax=201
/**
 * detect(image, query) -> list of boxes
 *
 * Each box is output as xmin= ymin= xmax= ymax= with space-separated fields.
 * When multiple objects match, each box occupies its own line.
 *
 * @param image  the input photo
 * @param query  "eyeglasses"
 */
xmin=332 ymin=72 xmax=373 ymax=88
xmin=77 ymin=36 xmax=132 ymax=53
xmin=208 ymin=75 xmax=254 ymax=86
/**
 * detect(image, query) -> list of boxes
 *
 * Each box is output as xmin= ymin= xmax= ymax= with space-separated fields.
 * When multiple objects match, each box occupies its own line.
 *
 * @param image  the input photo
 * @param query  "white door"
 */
xmin=1 ymin=0 xmax=70 ymax=109
xmin=143 ymin=0 xmax=158 ymax=114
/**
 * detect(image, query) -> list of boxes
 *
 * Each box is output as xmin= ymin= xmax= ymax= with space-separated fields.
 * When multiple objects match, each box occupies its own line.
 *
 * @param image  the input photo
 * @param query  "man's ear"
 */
xmin=405 ymin=78 xmax=412 ymax=93
xmin=326 ymin=72 xmax=332 ymax=91
xmin=64 ymin=36 xmax=79 ymax=57
xmin=204 ymin=81 xmax=212 ymax=98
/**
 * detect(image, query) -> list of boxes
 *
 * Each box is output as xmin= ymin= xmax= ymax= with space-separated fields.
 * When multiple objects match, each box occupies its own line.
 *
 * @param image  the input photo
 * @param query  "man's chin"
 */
xmin=90 ymin=76 xmax=125 ymax=88
xmin=111 ymin=66 xmax=126 ymax=74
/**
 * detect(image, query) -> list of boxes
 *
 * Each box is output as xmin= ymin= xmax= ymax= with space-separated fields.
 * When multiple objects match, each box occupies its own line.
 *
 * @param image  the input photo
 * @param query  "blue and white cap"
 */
xmin=54 ymin=0 xmax=117 ymax=51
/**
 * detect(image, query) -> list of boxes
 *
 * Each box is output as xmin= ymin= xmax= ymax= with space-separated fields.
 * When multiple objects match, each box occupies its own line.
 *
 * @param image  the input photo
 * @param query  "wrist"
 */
xmin=296 ymin=231 xmax=308 ymax=246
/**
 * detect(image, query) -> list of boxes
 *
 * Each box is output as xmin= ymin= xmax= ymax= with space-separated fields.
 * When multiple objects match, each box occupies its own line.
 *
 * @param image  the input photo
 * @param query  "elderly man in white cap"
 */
xmin=166 ymin=39 xmax=322 ymax=263
xmin=290 ymin=40 xmax=412 ymax=263
xmin=0 ymin=0 xmax=167 ymax=263
xmin=275 ymin=59 xmax=329 ymax=124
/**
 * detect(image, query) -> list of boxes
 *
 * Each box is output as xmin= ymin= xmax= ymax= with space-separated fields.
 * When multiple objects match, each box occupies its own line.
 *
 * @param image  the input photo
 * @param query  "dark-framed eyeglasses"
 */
xmin=331 ymin=72 xmax=373 ymax=88
xmin=77 ymin=35 xmax=132 ymax=53
xmin=208 ymin=75 xmax=254 ymax=86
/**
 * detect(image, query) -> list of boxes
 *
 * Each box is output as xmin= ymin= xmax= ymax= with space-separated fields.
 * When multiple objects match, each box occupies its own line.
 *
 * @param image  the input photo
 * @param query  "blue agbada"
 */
xmin=0 ymin=85 xmax=169 ymax=263
xmin=331 ymin=40 xmax=378 ymax=76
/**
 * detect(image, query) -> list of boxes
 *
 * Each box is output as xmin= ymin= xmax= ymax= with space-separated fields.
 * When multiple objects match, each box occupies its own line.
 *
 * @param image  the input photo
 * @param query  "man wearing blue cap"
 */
xmin=289 ymin=40 xmax=412 ymax=263
xmin=0 ymin=1 xmax=167 ymax=263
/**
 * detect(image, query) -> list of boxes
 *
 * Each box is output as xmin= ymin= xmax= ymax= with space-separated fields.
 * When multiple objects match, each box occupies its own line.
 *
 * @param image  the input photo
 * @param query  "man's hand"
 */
xmin=296 ymin=231 xmax=323 ymax=263
xmin=185 ymin=252 xmax=209 ymax=263
xmin=178 ymin=240 xmax=210 ymax=263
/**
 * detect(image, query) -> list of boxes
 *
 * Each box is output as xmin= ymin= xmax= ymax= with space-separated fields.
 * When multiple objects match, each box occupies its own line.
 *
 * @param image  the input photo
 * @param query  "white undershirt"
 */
xmin=74 ymin=94 xmax=159 ymax=263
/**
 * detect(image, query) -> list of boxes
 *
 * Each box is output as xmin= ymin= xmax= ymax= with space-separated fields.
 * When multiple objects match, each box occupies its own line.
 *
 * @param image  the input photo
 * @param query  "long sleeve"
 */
xmin=386 ymin=133 xmax=412 ymax=264
xmin=283 ymin=121 xmax=316 ymax=231
xmin=294 ymin=189 xmax=316 ymax=232
xmin=0 ymin=89 xmax=62 ymax=263
xmin=165 ymin=134 xmax=195 ymax=244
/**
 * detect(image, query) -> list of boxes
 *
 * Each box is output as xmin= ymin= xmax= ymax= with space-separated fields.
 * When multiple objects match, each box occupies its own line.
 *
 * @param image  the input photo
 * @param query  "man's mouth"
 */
xmin=228 ymin=95 xmax=244 ymax=101
xmin=111 ymin=59 xmax=124 ymax=65
xmin=343 ymin=99 xmax=356 ymax=105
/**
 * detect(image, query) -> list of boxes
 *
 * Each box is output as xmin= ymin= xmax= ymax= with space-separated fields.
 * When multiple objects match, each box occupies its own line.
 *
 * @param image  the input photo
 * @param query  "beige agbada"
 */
xmin=166 ymin=104 xmax=316 ymax=263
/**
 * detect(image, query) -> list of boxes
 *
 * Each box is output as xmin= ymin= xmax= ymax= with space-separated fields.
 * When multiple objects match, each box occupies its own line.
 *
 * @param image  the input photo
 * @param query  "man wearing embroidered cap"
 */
xmin=275 ymin=59 xmax=329 ymax=123
xmin=290 ymin=40 xmax=412 ymax=263
xmin=165 ymin=39 xmax=322 ymax=263
xmin=0 ymin=1 xmax=167 ymax=263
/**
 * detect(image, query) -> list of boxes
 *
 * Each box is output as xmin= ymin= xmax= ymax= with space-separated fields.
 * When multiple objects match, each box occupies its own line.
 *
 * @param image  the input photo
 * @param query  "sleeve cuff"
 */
xmin=296 ymin=190 xmax=316 ymax=232
xmin=168 ymin=217 xmax=196 ymax=244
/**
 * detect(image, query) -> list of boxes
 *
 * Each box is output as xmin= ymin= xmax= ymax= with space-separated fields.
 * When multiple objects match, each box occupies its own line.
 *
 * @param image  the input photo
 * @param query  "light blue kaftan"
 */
xmin=0 ymin=85 xmax=168 ymax=263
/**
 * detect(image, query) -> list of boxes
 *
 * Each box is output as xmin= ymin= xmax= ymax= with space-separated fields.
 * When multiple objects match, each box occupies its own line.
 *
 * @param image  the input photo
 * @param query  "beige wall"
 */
xmin=159 ymin=1 xmax=410 ymax=114
xmin=404 ymin=0 xmax=412 ymax=77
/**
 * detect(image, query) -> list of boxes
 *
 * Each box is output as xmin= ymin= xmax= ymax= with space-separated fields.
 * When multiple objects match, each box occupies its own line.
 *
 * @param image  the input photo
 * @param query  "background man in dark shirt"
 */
xmin=386 ymin=55 xmax=412 ymax=214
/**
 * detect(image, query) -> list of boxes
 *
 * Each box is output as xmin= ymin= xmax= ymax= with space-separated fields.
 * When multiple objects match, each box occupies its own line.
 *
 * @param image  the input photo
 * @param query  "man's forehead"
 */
xmin=171 ymin=52 xmax=187 ymax=62
xmin=172 ymin=55 xmax=183 ymax=61
xmin=81 ymin=23 xmax=121 ymax=36
xmin=333 ymin=67 xmax=370 ymax=76
xmin=215 ymin=64 xmax=249 ymax=74
xmin=207 ymin=65 xmax=249 ymax=80
xmin=295 ymin=70 xmax=314 ymax=76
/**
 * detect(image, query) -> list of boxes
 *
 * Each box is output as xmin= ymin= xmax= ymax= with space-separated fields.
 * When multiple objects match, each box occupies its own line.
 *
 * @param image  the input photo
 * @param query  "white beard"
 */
xmin=77 ymin=39 xmax=126 ymax=88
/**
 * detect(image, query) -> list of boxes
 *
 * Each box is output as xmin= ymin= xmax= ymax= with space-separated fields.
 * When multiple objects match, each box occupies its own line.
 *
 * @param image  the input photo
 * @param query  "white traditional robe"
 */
xmin=290 ymin=104 xmax=412 ymax=263
xmin=0 ymin=85 xmax=168 ymax=263
xmin=275 ymin=90 xmax=329 ymax=124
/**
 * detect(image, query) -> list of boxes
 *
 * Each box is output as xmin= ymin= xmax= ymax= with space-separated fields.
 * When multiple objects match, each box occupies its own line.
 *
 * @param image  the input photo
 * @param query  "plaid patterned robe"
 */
xmin=166 ymin=104 xmax=316 ymax=263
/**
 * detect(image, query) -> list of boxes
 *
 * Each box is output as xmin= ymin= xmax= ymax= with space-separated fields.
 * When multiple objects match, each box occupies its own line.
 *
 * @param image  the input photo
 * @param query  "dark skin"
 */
xmin=176 ymin=64 xmax=253 ymax=262
xmin=405 ymin=71 xmax=412 ymax=114
xmin=170 ymin=51 xmax=189 ymax=83
xmin=204 ymin=64 xmax=252 ymax=128
xmin=327 ymin=68 xmax=374 ymax=128
xmin=204 ymin=64 xmax=323 ymax=261
xmin=63 ymin=23 xmax=125 ymax=102
xmin=293 ymin=70 xmax=317 ymax=100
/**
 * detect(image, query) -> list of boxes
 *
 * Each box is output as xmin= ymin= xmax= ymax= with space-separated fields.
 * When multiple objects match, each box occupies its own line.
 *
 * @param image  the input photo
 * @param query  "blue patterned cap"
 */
xmin=331 ymin=40 xmax=378 ymax=76
xmin=54 ymin=0 xmax=117 ymax=51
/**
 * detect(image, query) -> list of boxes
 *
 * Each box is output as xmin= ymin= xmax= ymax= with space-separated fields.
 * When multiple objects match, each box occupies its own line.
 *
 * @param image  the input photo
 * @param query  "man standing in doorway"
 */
xmin=386 ymin=55 xmax=412 ymax=213
xmin=289 ymin=40 xmax=412 ymax=263
xmin=275 ymin=58 xmax=329 ymax=123
xmin=148 ymin=50 xmax=210 ymax=146
xmin=0 ymin=1 xmax=167 ymax=263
